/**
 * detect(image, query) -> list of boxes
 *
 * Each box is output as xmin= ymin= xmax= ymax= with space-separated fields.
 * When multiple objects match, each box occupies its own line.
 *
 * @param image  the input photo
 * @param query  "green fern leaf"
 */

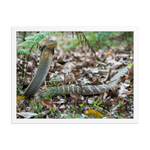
xmin=25 ymin=36 xmax=35 ymax=40
xmin=17 ymin=41 xmax=35 ymax=48
xmin=17 ymin=49 xmax=29 ymax=55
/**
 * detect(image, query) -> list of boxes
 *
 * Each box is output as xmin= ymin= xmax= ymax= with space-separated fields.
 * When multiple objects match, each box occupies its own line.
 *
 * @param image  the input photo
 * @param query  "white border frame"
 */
xmin=12 ymin=26 xmax=138 ymax=124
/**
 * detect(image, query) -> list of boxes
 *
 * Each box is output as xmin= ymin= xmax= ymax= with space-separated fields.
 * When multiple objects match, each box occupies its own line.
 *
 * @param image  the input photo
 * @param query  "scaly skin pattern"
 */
xmin=23 ymin=40 xmax=57 ymax=98
xmin=23 ymin=40 xmax=133 ymax=98
xmin=36 ymin=65 xmax=133 ymax=98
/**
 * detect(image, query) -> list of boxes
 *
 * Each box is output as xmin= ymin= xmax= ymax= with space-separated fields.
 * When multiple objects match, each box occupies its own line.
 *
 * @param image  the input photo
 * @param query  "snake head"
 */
xmin=45 ymin=40 xmax=57 ymax=49
xmin=39 ymin=40 xmax=57 ymax=54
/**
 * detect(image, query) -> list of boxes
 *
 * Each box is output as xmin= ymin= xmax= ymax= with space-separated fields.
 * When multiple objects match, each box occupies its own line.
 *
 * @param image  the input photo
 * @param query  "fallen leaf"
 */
xmin=111 ymin=62 xmax=123 ymax=69
xmin=106 ymin=51 xmax=113 ymax=55
xmin=107 ymin=116 xmax=115 ymax=119
xmin=98 ymin=69 xmax=109 ymax=75
xmin=116 ymin=54 xmax=129 ymax=59
xmin=103 ymin=92 xmax=108 ymax=99
xmin=17 ymin=112 xmax=38 ymax=119
xmin=118 ymin=83 xmax=128 ymax=98
xmin=23 ymin=77 xmax=30 ymax=85
xmin=63 ymin=62 xmax=75 ymax=72
xmin=87 ymin=98 xmax=93 ymax=104
xmin=89 ymin=78 xmax=102 ymax=85
xmin=70 ymin=99 xmax=76 ymax=104
xmin=17 ymin=96 xmax=25 ymax=101
xmin=107 ymin=88 xmax=118 ymax=98
xmin=125 ymin=75 xmax=129 ymax=79
xmin=70 ymin=92 xmax=79 ymax=101
xmin=102 ymin=99 xmax=113 ymax=108
xmin=126 ymin=91 xmax=132 ymax=96
xmin=59 ymin=104 xmax=67 ymax=110
xmin=64 ymin=73 xmax=75 ymax=84
xmin=84 ymin=55 xmax=89 ymax=60
xmin=85 ymin=110 xmax=104 ymax=118
xmin=41 ymin=85 xmax=47 ymax=89
xmin=57 ymin=65 xmax=64 ymax=70
xmin=26 ymin=61 xmax=33 ymax=72
xmin=41 ymin=99 xmax=56 ymax=109
xmin=107 ymin=59 xmax=117 ymax=65
xmin=120 ymin=75 xmax=127 ymax=82
xmin=57 ymin=99 xmax=66 ymax=104
xmin=127 ymin=65 xmax=133 ymax=80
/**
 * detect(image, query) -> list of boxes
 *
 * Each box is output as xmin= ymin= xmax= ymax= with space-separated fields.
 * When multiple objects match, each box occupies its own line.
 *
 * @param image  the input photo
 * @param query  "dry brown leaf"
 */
xmin=63 ymin=62 xmax=75 ymax=72
xmin=116 ymin=54 xmax=129 ymax=59
xmin=25 ymin=73 xmax=32 ymax=79
xmin=70 ymin=92 xmax=79 ymax=101
xmin=126 ymin=91 xmax=132 ymax=96
xmin=70 ymin=99 xmax=76 ymax=104
xmin=110 ymin=70 xmax=118 ymax=77
xmin=125 ymin=75 xmax=129 ymax=79
xmin=53 ymin=96 xmax=60 ymax=101
xmin=75 ymin=62 xmax=88 ymax=69
xmin=106 ymin=51 xmax=113 ymax=55
xmin=74 ymin=72 xmax=81 ymax=77
xmin=23 ymin=77 xmax=30 ymax=85
xmin=127 ymin=65 xmax=133 ymax=80
xmin=102 ymin=97 xmax=114 ymax=108
xmin=84 ymin=55 xmax=89 ymax=60
xmin=41 ymin=99 xmax=56 ymax=109
xmin=107 ymin=89 xmax=118 ymax=98
xmin=64 ymin=74 xmax=76 ymax=84
xmin=107 ymin=59 xmax=117 ymax=65
xmin=26 ymin=61 xmax=33 ymax=72
xmin=89 ymin=78 xmax=102 ymax=85
xmin=41 ymin=85 xmax=47 ymax=89
xmin=57 ymin=65 xmax=64 ymax=70
xmin=120 ymin=75 xmax=127 ymax=82
xmin=111 ymin=62 xmax=123 ymax=69
xmin=107 ymin=116 xmax=115 ymax=119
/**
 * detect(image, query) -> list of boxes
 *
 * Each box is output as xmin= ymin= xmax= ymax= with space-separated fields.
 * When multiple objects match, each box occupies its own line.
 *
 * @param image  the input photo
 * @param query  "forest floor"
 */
xmin=17 ymin=36 xmax=134 ymax=119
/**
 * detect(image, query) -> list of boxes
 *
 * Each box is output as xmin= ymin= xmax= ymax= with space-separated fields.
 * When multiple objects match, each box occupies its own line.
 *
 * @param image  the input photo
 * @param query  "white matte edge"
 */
xmin=11 ymin=24 xmax=141 ymax=124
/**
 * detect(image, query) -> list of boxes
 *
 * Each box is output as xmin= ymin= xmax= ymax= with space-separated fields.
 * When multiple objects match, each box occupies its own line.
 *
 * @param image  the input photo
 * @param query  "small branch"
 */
xmin=75 ymin=32 xmax=100 ymax=61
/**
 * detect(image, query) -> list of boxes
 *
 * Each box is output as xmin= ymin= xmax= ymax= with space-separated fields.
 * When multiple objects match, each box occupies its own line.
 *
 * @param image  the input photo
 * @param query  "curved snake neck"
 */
xmin=23 ymin=40 xmax=57 ymax=98
xmin=23 ymin=40 xmax=133 ymax=98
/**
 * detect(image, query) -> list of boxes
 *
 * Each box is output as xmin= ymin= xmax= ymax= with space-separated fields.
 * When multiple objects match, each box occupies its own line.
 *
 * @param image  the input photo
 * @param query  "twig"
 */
xmin=76 ymin=32 xmax=101 ymax=62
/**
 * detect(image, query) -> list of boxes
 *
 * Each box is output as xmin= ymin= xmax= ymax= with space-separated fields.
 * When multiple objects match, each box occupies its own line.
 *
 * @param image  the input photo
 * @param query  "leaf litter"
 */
xmin=16 ymin=36 xmax=134 ymax=119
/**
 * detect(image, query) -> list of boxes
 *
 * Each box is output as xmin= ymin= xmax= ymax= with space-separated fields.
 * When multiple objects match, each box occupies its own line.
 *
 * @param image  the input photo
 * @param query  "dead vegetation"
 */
xmin=16 ymin=32 xmax=134 ymax=119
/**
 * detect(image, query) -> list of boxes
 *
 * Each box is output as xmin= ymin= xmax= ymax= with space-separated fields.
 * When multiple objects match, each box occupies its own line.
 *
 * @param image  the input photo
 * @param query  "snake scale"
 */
xmin=23 ymin=40 xmax=133 ymax=98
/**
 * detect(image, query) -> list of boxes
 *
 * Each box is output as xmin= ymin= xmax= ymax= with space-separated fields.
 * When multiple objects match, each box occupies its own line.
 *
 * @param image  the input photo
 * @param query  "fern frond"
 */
xmin=25 ymin=32 xmax=51 ymax=41
xmin=17 ymin=40 xmax=35 ymax=48
xmin=17 ymin=31 xmax=53 ymax=55
xmin=17 ymin=49 xmax=29 ymax=55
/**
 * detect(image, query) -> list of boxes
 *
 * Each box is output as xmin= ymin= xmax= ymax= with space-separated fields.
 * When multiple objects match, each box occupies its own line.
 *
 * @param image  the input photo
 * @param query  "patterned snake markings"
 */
xmin=23 ymin=40 xmax=133 ymax=98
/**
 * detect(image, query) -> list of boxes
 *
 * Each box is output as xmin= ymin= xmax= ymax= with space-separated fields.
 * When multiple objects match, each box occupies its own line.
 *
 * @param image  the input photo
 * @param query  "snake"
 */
xmin=23 ymin=40 xmax=133 ymax=98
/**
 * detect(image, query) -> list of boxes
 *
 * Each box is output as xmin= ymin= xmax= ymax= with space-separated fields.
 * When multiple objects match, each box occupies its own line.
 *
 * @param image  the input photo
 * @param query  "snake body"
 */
xmin=23 ymin=40 xmax=132 ymax=98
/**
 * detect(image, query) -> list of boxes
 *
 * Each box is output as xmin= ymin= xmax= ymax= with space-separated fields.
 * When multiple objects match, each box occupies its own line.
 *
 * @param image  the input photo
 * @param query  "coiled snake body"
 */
xmin=23 ymin=40 xmax=132 ymax=98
